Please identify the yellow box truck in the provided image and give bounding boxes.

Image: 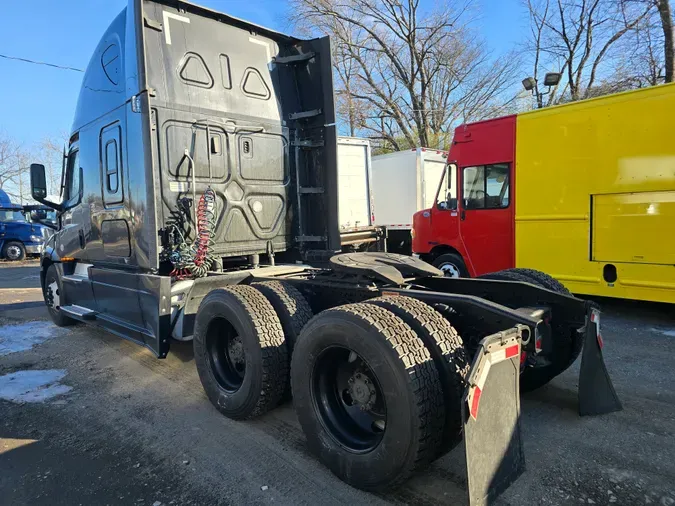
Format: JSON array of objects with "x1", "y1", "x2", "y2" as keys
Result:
[{"x1": 413, "y1": 83, "x2": 675, "y2": 304}]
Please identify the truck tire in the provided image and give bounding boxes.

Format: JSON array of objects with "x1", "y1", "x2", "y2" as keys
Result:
[
  {"x1": 252, "y1": 281, "x2": 313, "y2": 402},
  {"x1": 502, "y1": 268, "x2": 571, "y2": 295},
  {"x1": 432, "y1": 252, "x2": 468, "y2": 277},
  {"x1": 2, "y1": 241, "x2": 26, "y2": 261},
  {"x1": 479, "y1": 268, "x2": 581, "y2": 392},
  {"x1": 291, "y1": 303, "x2": 444, "y2": 491},
  {"x1": 478, "y1": 270, "x2": 532, "y2": 284},
  {"x1": 365, "y1": 296, "x2": 469, "y2": 457},
  {"x1": 43, "y1": 264, "x2": 76, "y2": 327},
  {"x1": 251, "y1": 281, "x2": 312, "y2": 354},
  {"x1": 193, "y1": 285, "x2": 287, "y2": 420}
]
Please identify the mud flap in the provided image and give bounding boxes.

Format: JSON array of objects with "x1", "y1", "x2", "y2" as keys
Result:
[
  {"x1": 463, "y1": 326, "x2": 526, "y2": 506},
  {"x1": 578, "y1": 308, "x2": 622, "y2": 416}
]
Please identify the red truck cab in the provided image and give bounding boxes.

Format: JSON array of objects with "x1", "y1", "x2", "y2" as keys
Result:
[{"x1": 412, "y1": 115, "x2": 516, "y2": 276}]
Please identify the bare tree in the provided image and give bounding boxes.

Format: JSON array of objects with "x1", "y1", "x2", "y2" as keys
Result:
[
  {"x1": 656, "y1": 0, "x2": 674, "y2": 82},
  {"x1": 334, "y1": 44, "x2": 366, "y2": 137},
  {"x1": 0, "y1": 131, "x2": 69, "y2": 205},
  {"x1": 598, "y1": 0, "x2": 674, "y2": 89},
  {"x1": 614, "y1": 6, "x2": 664, "y2": 87},
  {"x1": 525, "y1": 0, "x2": 654, "y2": 105},
  {"x1": 290, "y1": 0, "x2": 520, "y2": 150},
  {"x1": 36, "y1": 135, "x2": 68, "y2": 198},
  {"x1": 0, "y1": 133, "x2": 28, "y2": 202}
]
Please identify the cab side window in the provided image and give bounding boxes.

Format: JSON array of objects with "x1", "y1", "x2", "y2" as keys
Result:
[
  {"x1": 65, "y1": 149, "x2": 81, "y2": 207},
  {"x1": 436, "y1": 163, "x2": 458, "y2": 210},
  {"x1": 100, "y1": 124, "x2": 124, "y2": 206},
  {"x1": 462, "y1": 164, "x2": 510, "y2": 210}
]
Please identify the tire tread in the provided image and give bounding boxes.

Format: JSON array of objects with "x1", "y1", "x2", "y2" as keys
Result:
[
  {"x1": 366, "y1": 296, "x2": 469, "y2": 456},
  {"x1": 196, "y1": 285, "x2": 287, "y2": 419},
  {"x1": 479, "y1": 268, "x2": 581, "y2": 391},
  {"x1": 251, "y1": 281, "x2": 313, "y2": 351},
  {"x1": 294, "y1": 302, "x2": 445, "y2": 488}
]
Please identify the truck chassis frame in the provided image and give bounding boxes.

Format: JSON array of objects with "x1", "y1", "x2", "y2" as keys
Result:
[{"x1": 40, "y1": 252, "x2": 621, "y2": 505}]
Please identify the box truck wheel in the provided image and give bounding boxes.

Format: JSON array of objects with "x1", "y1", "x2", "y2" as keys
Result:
[
  {"x1": 43, "y1": 264, "x2": 76, "y2": 327},
  {"x1": 432, "y1": 252, "x2": 468, "y2": 277},
  {"x1": 503, "y1": 268, "x2": 571, "y2": 295},
  {"x1": 365, "y1": 296, "x2": 469, "y2": 458},
  {"x1": 193, "y1": 286, "x2": 288, "y2": 420},
  {"x1": 291, "y1": 303, "x2": 444, "y2": 491},
  {"x1": 2, "y1": 241, "x2": 26, "y2": 261},
  {"x1": 480, "y1": 268, "x2": 582, "y2": 392}
]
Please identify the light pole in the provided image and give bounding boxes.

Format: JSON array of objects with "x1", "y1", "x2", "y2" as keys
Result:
[{"x1": 522, "y1": 72, "x2": 561, "y2": 108}]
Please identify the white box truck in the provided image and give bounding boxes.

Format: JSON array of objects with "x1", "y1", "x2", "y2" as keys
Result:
[
  {"x1": 337, "y1": 137, "x2": 385, "y2": 250},
  {"x1": 371, "y1": 147, "x2": 449, "y2": 252}
]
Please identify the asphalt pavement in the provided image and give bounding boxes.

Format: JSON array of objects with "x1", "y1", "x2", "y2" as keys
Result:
[{"x1": 1, "y1": 262, "x2": 674, "y2": 506}]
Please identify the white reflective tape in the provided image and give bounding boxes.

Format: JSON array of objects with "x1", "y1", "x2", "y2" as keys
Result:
[
  {"x1": 591, "y1": 309, "x2": 604, "y2": 348},
  {"x1": 476, "y1": 358, "x2": 491, "y2": 390},
  {"x1": 163, "y1": 11, "x2": 190, "y2": 45},
  {"x1": 491, "y1": 348, "x2": 506, "y2": 363},
  {"x1": 591, "y1": 309, "x2": 601, "y2": 330},
  {"x1": 466, "y1": 330, "x2": 522, "y2": 421}
]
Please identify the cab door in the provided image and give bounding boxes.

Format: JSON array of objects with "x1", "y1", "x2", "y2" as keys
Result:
[
  {"x1": 428, "y1": 162, "x2": 461, "y2": 249},
  {"x1": 458, "y1": 163, "x2": 514, "y2": 275},
  {"x1": 57, "y1": 144, "x2": 86, "y2": 260}
]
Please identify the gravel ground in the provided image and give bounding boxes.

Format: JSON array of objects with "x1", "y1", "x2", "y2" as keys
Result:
[{"x1": 1, "y1": 263, "x2": 674, "y2": 506}]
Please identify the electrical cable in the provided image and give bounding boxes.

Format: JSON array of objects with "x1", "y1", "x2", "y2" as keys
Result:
[{"x1": 0, "y1": 53, "x2": 84, "y2": 72}]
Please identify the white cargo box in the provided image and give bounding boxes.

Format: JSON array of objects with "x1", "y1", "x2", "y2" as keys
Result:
[
  {"x1": 337, "y1": 137, "x2": 374, "y2": 230},
  {"x1": 371, "y1": 148, "x2": 448, "y2": 230}
]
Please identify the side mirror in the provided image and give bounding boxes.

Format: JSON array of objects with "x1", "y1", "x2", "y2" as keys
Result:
[
  {"x1": 30, "y1": 163, "x2": 62, "y2": 212},
  {"x1": 31, "y1": 210, "x2": 48, "y2": 221},
  {"x1": 447, "y1": 196, "x2": 458, "y2": 211},
  {"x1": 30, "y1": 164, "x2": 47, "y2": 200}
]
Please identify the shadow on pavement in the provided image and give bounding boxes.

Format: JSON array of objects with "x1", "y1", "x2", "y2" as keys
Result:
[
  {"x1": 0, "y1": 301, "x2": 45, "y2": 311},
  {"x1": 583, "y1": 295, "x2": 674, "y2": 323}
]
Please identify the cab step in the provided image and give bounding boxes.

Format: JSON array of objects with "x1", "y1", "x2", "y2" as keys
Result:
[
  {"x1": 62, "y1": 274, "x2": 89, "y2": 284},
  {"x1": 60, "y1": 305, "x2": 97, "y2": 321}
]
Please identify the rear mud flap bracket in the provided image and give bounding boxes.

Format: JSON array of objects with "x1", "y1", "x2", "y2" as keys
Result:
[{"x1": 463, "y1": 326, "x2": 526, "y2": 506}]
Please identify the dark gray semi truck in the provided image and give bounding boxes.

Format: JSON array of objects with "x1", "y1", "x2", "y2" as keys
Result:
[{"x1": 28, "y1": 1, "x2": 621, "y2": 503}]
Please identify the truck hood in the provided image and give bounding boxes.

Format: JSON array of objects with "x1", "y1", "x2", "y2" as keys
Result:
[
  {"x1": 0, "y1": 221, "x2": 48, "y2": 237},
  {"x1": 411, "y1": 208, "x2": 432, "y2": 251}
]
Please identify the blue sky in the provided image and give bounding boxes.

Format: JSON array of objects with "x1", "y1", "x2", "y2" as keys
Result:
[{"x1": 0, "y1": 0, "x2": 524, "y2": 149}]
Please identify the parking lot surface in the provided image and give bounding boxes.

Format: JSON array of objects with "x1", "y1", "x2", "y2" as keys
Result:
[{"x1": 1, "y1": 262, "x2": 674, "y2": 505}]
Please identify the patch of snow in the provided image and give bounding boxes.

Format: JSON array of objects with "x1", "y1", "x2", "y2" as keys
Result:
[
  {"x1": 650, "y1": 328, "x2": 675, "y2": 338},
  {"x1": 605, "y1": 467, "x2": 637, "y2": 484},
  {"x1": 0, "y1": 321, "x2": 67, "y2": 356},
  {"x1": 0, "y1": 369, "x2": 71, "y2": 403}
]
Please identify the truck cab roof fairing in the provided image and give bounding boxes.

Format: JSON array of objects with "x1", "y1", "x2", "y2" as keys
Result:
[{"x1": 71, "y1": 8, "x2": 128, "y2": 134}]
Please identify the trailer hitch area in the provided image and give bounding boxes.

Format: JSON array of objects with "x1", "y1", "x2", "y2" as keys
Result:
[
  {"x1": 513, "y1": 306, "x2": 551, "y2": 357},
  {"x1": 463, "y1": 325, "x2": 526, "y2": 506},
  {"x1": 578, "y1": 305, "x2": 622, "y2": 416}
]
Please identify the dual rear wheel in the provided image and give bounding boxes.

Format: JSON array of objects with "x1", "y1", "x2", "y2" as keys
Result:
[{"x1": 193, "y1": 283, "x2": 469, "y2": 491}]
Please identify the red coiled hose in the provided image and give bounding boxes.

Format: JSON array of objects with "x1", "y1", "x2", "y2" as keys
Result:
[{"x1": 193, "y1": 187, "x2": 216, "y2": 271}]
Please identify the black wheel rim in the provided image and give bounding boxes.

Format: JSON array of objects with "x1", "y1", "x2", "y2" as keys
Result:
[
  {"x1": 205, "y1": 317, "x2": 246, "y2": 392},
  {"x1": 312, "y1": 346, "x2": 386, "y2": 453}
]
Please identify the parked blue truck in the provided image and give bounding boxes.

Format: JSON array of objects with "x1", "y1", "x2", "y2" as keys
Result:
[{"x1": 0, "y1": 189, "x2": 49, "y2": 261}]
